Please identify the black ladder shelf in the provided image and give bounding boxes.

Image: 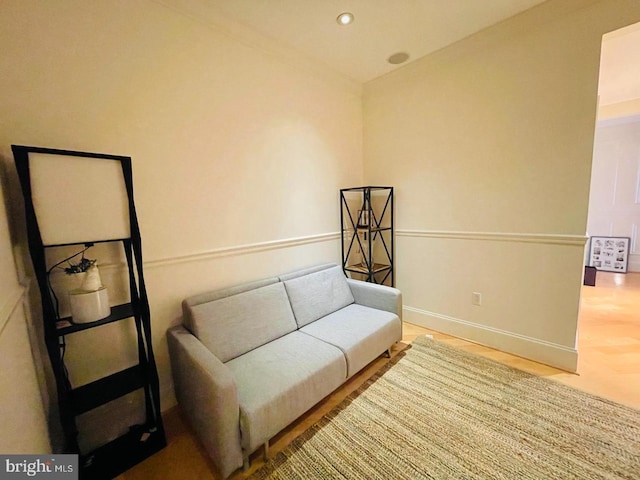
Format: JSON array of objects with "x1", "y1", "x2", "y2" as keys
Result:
[
  {"x1": 340, "y1": 186, "x2": 394, "y2": 286},
  {"x1": 13, "y1": 146, "x2": 166, "y2": 479}
]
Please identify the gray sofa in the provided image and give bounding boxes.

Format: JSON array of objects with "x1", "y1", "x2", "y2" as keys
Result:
[{"x1": 167, "y1": 263, "x2": 402, "y2": 478}]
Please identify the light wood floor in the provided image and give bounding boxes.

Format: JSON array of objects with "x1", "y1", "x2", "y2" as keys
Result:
[{"x1": 118, "y1": 272, "x2": 640, "y2": 480}]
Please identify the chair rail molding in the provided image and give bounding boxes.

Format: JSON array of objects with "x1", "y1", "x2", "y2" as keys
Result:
[
  {"x1": 145, "y1": 231, "x2": 341, "y2": 269},
  {"x1": 0, "y1": 284, "x2": 26, "y2": 336},
  {"x1": 397, "y1": 229, "x2": 588, "y2": 246}
]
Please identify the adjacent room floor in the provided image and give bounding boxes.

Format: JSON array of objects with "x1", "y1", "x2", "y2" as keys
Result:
[{"x1": 118, "y1": 272, "x2": 640, "y2": 480}]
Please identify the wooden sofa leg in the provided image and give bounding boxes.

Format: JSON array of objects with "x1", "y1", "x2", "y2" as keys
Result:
[
  {"x1": 264, "y1": 440, "x2": 270, "y2": 460},
  {"x1": 386, "y1": 348, "x2": 392, "y2": 358},
  {"x1": 242, "y1": 454, "x2": 250, "y2": 472}
]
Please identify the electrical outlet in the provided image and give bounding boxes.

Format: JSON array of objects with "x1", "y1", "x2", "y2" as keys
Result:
[{"x1": 472, "y1": 292, "x2": 482, "y2": 306}]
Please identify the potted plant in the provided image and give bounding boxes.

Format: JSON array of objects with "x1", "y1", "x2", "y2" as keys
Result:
[{"x1": 63, "y1": 250, "x2": 110, "y2": 324}]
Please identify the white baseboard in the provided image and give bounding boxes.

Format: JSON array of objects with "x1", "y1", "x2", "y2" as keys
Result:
[{"x1": 403, "y1": 306, "x2": 578, "y2": 373}]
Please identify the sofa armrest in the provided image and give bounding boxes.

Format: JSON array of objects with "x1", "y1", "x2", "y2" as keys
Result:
[
  {"x1": 167, "y1": 326, "x2": 243, "y2": 479},
  {"x1": 346, "y1": 278, "x2": 403, "y2": 320}
]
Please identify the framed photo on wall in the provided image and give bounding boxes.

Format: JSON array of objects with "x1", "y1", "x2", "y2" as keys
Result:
[{"x1": 588, "y1": 236, "x2": 630, "y2": 273}]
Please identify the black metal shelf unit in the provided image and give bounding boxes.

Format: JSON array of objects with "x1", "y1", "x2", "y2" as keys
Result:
[
  {"x1": 340, "y1": 186, "x2": 394, "y2": 286},
  {"x1": 12, "y1": 145, "x2": 166, "y2": 479}
]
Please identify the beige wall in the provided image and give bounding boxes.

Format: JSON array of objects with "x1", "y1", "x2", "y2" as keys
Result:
[
  {"x1": 0, "y1": 181, "x2": 50, "y2": 453},
  {"x1": 0, "y1": 0, "x2": 362, "y2": 450},
  {"x1": 363, "y1": 0, "x2": 640, "y2": 371}
]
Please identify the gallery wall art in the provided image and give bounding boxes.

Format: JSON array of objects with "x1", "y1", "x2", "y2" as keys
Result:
[{"x1": 588, "y1": 236, "x2": 630, "y2": 273}]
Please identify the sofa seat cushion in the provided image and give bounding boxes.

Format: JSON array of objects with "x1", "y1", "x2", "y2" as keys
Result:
[
  {"x1": 283, "y1": 265, "x2": 355, "y2": 328},
  {"x1": 187, "y1": 282, "x2": 297, "y2": 363},
  {"x1": 225, "y1": 331, "x2": 346, "y2": 453},
  {"x1": 300, "y1": 304, "x2": 402, "y2": 377}
]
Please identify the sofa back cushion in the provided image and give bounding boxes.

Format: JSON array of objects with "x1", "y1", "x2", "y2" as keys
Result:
[
  {"x1": 283, "y1": 265, "x2": 354, "y2": 328},
  {"x1": 278, "y1": 263, "x2": 336, "y2": 282},
  {"x1": 182, "y1": 277, "x2": 279, "y2": 322},
  {"x1": 185, "y1": 282, "x2": 297, "y2": 362}
]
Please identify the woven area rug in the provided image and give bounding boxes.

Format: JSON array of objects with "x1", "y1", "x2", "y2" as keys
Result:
[{"x1": 249, "y1": 337, "x2": 640, "y2": 479}]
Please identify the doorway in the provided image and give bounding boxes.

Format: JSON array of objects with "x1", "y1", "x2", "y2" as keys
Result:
[{"x1": 577, "y1": 21, "x2": 640, "y2": 407}]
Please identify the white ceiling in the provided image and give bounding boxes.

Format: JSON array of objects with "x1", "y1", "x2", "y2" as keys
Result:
[
  {"x1": 157, "y1": 0, "x2": 548, "y2": 83},
  {"x1": 599, "y1": 22, "x2": 640, "y2": 106}
]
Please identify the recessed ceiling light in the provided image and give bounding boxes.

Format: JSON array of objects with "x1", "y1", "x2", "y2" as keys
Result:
[
  {"x1": 336, "y1": 12, "x2": 354, "y2": 26},
  {"x1": 388, "y1": 52, "x2": 410, "y2": 65}
]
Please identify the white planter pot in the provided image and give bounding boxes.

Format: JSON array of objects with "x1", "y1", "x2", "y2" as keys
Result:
[{"x1": 69, "y1": 287, "x2": 110, "y2": 323}]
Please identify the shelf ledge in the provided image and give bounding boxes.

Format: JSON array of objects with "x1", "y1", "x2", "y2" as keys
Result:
[{"x1": 56, "y1": 303, "x2": 135, "y2": 336}]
